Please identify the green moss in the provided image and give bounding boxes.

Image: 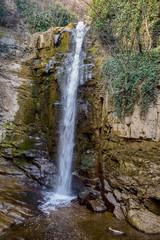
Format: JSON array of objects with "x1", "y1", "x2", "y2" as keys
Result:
[
  {"x1": 13, "y1": 157, "x2": 27, "y2": 167},
  {"x1": 1, "y1": 24, "x2": 73, "y2": 163},
  {"x1": 57, "y1": 32, "x2": 70, "y2": 53},
  {"x1": 19, "y1": 136, "x2": 36, "y2": 151},
  {"x1": 0, "y1": 28, "x2": 5, "y2": 38},
  {"x1": 36, "y1": 68, "x2": 45, "y2": 77},
  {"x1": 39, "y1": 48, "x2": 55, "y2": 58},
  {"x1": 87, "y1": 96, "x2": 94, "y2": 104},
  {"x1": 89, "y1": 47, "x2": 98, "y2": 56},
  {"x1": 81, "y1": 156, "x2": 94, "y2": 169},
  {"x1": 49, "y1": 81, "x2": 58, "y2": 124}
]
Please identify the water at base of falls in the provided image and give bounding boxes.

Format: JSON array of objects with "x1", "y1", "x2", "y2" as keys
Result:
[
  {"x1": 41, "y1": 22, "x2": 87, "y2": 212},
  {"x1": 41, "y1": 192, "x2": 75, "y2": 213}
]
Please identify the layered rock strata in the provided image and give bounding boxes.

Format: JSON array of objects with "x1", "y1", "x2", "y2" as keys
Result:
[{"x1": 75, "y1": 36, "x2": 160, "y2": 233}]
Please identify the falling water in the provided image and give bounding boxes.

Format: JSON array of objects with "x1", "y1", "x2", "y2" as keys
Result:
[
  {"x1": 42, "y1": 22, "x2": 87, "y2": 211},
  {"x1": 56, "y1": 22, "x2": 87, "y2": 196}
]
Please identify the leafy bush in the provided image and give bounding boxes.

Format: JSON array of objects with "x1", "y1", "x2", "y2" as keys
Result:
[
  {"x1": 104, "y1": 48, "x2": 160, "y2": 119},
  {"x1": 15, "y1": 0, "x2": 76, "y2": 33}
]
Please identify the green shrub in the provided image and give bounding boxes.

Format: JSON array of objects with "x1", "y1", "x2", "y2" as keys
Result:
[
  {"x1": 104, "y1": 48, "x2": 160, "y2": 119},
  {"x1": 15, "y1": 0, "x2": 76, "y2": 33}
]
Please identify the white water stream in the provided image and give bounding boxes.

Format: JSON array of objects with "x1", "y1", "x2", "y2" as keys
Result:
[{"x1": 42, "y1": 22, "x2": 87, "y2": 211}]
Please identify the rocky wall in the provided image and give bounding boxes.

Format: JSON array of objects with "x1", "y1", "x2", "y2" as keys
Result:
[
  {"x1": 0, "y1": 23, "x2": 74, "y2": 188},
  {"x1": 99, "y1": 91, "x2": 160, "y2": 233},
  {"x1": 107, "y1": 92, "x2": 160, "y2": 140},
  {"x1": 1, "y1": 16, "x2": 160, "y2": 234},
  {"x1": 76, "y1": 34, "x2": 160, "y2": 233}
]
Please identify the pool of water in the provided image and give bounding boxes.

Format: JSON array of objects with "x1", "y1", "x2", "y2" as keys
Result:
[{"x1": 0, "y1": 201, "x2": 160, "y2": 240}]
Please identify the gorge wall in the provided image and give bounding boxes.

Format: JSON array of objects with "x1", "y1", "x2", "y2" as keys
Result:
[
  {"x1": 0, "y1": 3, "x2": 76, "y2": 230},
  {"x1": 76, "y1": 36, "x2": 160, "y2": 233},
  {"x1": 0, "y1": 0, "x2": 160, "y2": 234}
]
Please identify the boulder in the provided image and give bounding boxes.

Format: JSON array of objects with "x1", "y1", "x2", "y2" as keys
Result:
[
  {"x1": 113, "y1": 206, "x2": 125, "y2": 220},
  {"x1": 78, "y1": 188, "x2": 101, "y2": 205},
  {"x1": 78, "y1": 190, "x2": 90, "y2": 205},
  {"x1": 113, "y1": 189, "x2": 122, "y2": 202},
  {"x1": 103, "y1": 179, "x2": 112, "y2": 193},
  {"x1": 127, "y1": 208, "x2": 160, "y2": 234},
  {"x1": 86, "y1": 199, "x2": 107, "y2": 213},
  {"x1": 104, "y1": 192, "x2": 120, "y2": 212}
]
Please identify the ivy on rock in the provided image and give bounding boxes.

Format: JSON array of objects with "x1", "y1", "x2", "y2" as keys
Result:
[{"x1": 104, "y1": 48, "x2": 160, "y2": 119}]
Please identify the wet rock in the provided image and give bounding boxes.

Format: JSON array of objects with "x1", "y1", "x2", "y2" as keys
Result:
[
  {"x1": 78, "y1": 190, "x2": 90, "y2": 205},
  {"x1": 104, "y1": 192, "x2": 120, "y2": 212},
  {"x1": 127, "y1": 208, "x2": 160, "y2": 234},
  {"x1": 72, "y1": 173, "x2": 85, "y2": 193},
  {"x1": 78, "y1": 188, "x2": 101, "y2": 204},
  {"x1": 86, "y1": 199, "x2": 107, "y2": 212},
  {"x1": 23, "y1": 149, "x2": 42, "y2": 158},
  {"x1": 0, "y1": 157, "x2": 41, "y2": 233},
  {"x1": 10, "y1": 135, "x2": 58, "y2": 187},
  {"x1": 89, "y1": 189, "x2": 101, "y2": 200},
  {"x1": 21, "y1": 156, "x2": 57, "y2": 187},
  {"x1": 95, "y1": 178, "x2": 102, "y2": 191},
  {"x1": 104, "y1": 180, "x2": 112, "y2": 193},
  {"x1": 113, "y1": 189, "x2": 122, "y2": 202},
  {"x1": 113, "y1": 206, "x2": 125, "y2": 220},
  {"x1": 78, "y1": 188, "x2": 102, "y2": 205}
]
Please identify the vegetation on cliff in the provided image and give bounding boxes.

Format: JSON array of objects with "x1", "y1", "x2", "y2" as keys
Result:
[
  {"x1": 89, "y1": 0, "x2": 160, "y2": 118},
  {"x1": 15, "y1": 0, "x2": 76, "y2": 33},
  {"x1": 104, "y1": 49, "x2": 160, "y2": 118}
]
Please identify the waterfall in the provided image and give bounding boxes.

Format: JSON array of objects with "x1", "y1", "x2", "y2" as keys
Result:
[
  {"x1": 56, "y1": 22, "x2": 87, "y2": 196},
  {"x1": 42, "y1": 22, "x2": 87, "y2": 211}
]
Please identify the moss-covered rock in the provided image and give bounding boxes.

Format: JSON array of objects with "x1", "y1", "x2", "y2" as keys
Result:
[{"x1": 0, "y1": 23, "x2": 74, "y2": 185}]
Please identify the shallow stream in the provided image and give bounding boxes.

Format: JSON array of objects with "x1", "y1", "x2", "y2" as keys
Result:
[{"x1": 1, "y1": 199, "x2": 160, "y2": 240}]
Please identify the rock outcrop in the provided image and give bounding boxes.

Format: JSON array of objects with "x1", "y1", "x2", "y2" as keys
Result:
[
  {"x1": 0, "y1": 156, "x2": 41, "y2": 233},
  {"x1": 108, "y1": 98, "x2": 160, "y2": 140},
  {"x1": 75, "y1": 32, "x2": 160, "y2": 233},
  {"x1": 1, "y1": 0, "x2": 29, "y2": 34},
  {"x1": 0, "y1": 17, "x2": 75, "y2": 232}
]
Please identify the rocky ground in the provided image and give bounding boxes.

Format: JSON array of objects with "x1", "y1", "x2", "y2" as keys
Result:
[{"x1": 0, "y1": 156, "x2": 41, "y2": 233}]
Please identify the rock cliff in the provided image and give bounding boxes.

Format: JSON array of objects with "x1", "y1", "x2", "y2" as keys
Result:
[
  {"x1": 76, "y1": 35, "x2": 160, "y2": 233},
  {"x1": 0, "y1": 0, "x2": 160, "y2": 234},
  {"x1": 0, "y1": 10, "x2": 74, "y2": 231}
]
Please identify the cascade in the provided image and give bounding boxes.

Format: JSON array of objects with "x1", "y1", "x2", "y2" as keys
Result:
[
  {"x1": 56, "y1": 21, "x2": 87, "y2": 195},
  {"x1": 42, "y1": 22, "x2": 87, "y2": 211}
]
